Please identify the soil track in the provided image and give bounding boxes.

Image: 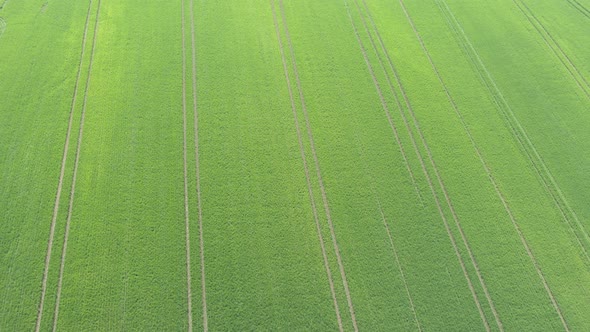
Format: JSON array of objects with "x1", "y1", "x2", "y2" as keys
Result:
[
  {"x1": 270, "y1": 1, "x2": 344, "y2": 331},
  {"x1": 344, "y1": 0, "x2": 492, "y2": 330},
  {"x1": 51, "y1": 1, "x2": 102, "y2": 330},
  {"x1": 188, "y1": 0, "x2": 208, "y2": 329},
  {"x1": 35, "y1": 1, "x2": 95, "y2": 330},
  {"x1": 278, "y1": 1, "x2": 358, "y2": 330},
  {"x1": 181, "y1": 0, "x2": 194, "y2": 330}
]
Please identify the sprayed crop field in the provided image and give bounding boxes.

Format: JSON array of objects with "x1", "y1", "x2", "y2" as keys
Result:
[{"x1": 1, "y1": 0, "x2": 589, "y2": 330}]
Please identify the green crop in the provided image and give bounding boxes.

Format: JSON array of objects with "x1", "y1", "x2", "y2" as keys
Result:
[{"x1": 1, "y1": 0, "x2": 589, "y2": 330}]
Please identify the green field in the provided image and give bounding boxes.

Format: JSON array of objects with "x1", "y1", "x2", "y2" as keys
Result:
[{"x1": 1, "y1": 0, "x2": 590, "y2": 330}]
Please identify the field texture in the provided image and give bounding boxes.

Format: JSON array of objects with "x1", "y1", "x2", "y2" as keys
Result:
[{"x1": 1, "y1": 0, "x2": 589, "y2": 330}]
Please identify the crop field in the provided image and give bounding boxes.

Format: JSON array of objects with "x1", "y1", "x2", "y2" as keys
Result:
[{"x1": 1, "y1": 0, "x2": 590, "y2": 330}]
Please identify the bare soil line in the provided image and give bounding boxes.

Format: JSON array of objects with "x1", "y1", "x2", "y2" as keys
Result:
[
  {"x1": 408, "y1": 0, "x2": 572, "y2": 329},
  {"x1": 188, "y1": 0, "x2": 208, "y2": 329},
  {"x1": 513, "y1": 0, "x2": 590, "y2": 101},
  {"x1": 437, "y1": 0, "x2": 590, "y2": 265},
  {"x1": 34, "y1": 1, "x2": 95, "y2": 331},
  {"x1": 270, "y1": 1, "x2": 344, "y2": 331},
  {"x1": 51, "y1": 1, "x2": 102, "y2": 330},
  {"x1": 278, "y1": 1, "x2": 359, "y2": 330},
  {"x1": 181, "y1": 0, "x2": 194, "y2": 330},
  {"x1": 344, "y1": 0, "x2": 491, "y2": 330}
]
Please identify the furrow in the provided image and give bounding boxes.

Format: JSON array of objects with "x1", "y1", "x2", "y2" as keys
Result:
[{"x1": 270, "y1": 1, "x2": 344, "y2": 331}]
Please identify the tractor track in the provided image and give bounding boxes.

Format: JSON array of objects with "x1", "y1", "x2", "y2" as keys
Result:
[
  {"x1": 181, "y1": 0, "x2": 195, "y2": 329},
  {"x1": 437, "y1": 0, "x2": 590, "y2": 266},
  {"x1": 188, "y1": 0, "x2": 208, "y2": 329},
  {"x1": 35, "y1": 1, "x2": 95, "y2": 330},
  {"x1": 278, "y1": 0, "x2": 359, "y2": 330},
  {"x1": 377, "y1": 202, "x2": 422, "y2": 332},
  {"x1": 513, "y1": 0, "x2": 590, "y2": 101},
  {"x1": 345, "y1": 0, "x2": 494, "y2": 330},
  {"x1": 394, "y1": 1, "x2": 505, "y2": 329},
  {"x1": 408, "y1": 0, "x2": 574, "y2": 329},
  {"x1": 51, "y1": 1, "x2": 102, "y2": 330},
  {"x1": 436, "y1": 1, "x2": 576, "y2": 329},
  {"x1": 353, "y1": 133, "x2": 422, "y2": 331},
  {"x1": 567, "y1": 0, "x2": 590, "y2": 19},
  {"x1": 270, "y1": 1, "x2": 344, "y2": 331}
]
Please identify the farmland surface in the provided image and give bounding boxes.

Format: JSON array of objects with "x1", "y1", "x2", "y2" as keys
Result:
[{"x1": 1, "y1": 0, "x2": 589, "y2": 330}]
